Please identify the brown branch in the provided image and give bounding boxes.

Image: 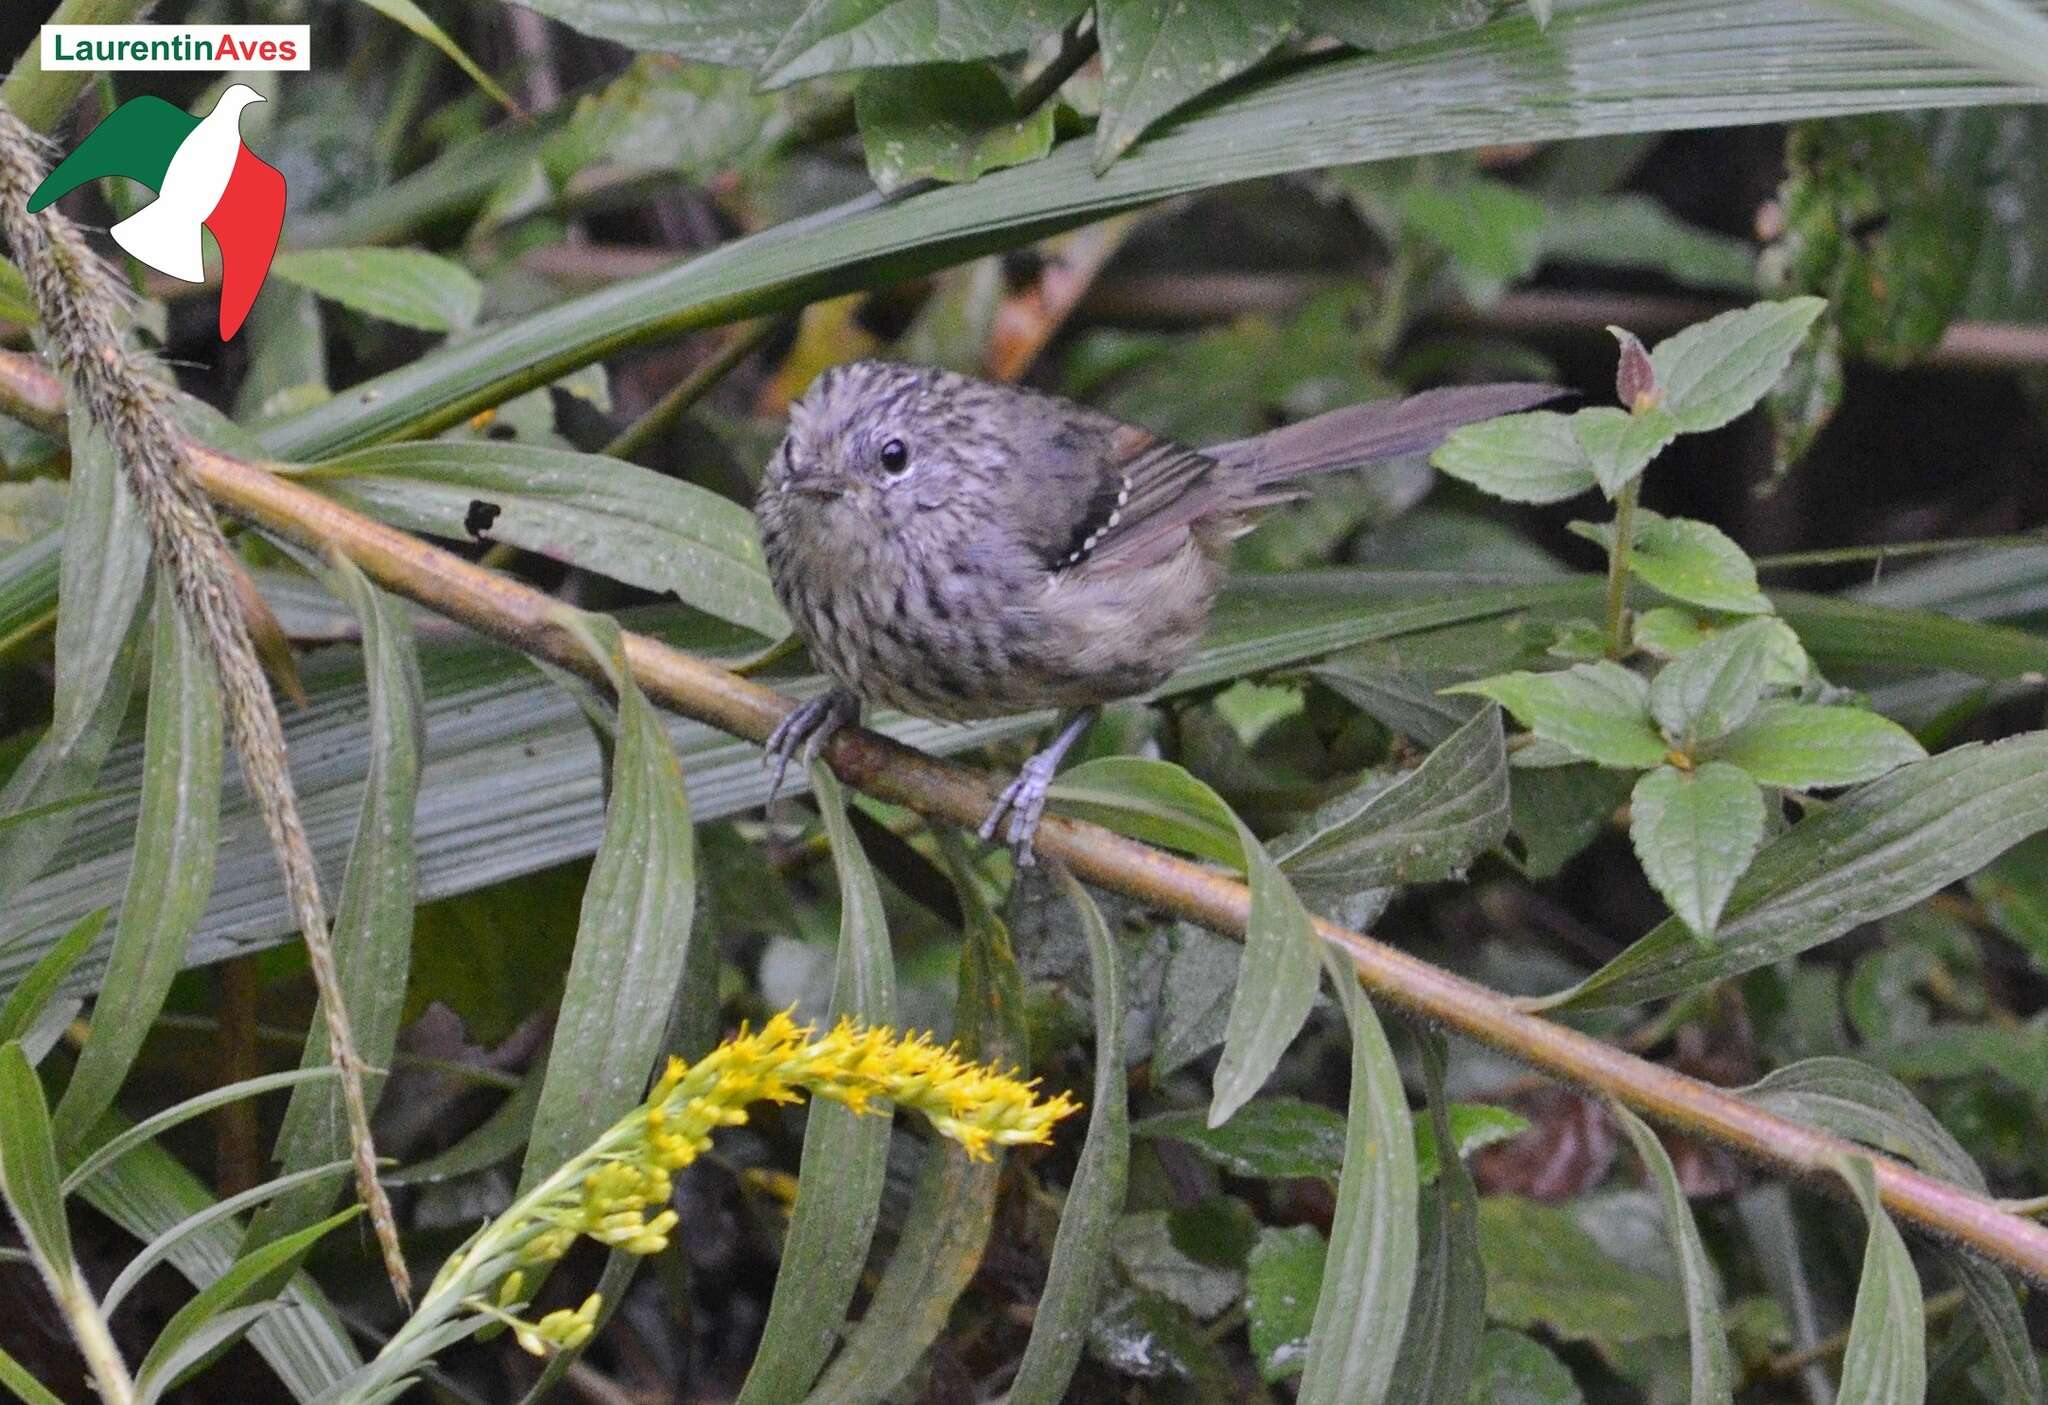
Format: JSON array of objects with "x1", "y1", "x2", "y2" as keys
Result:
[{"x1": 4, "y1": 346, "x2": 2048, "y2": 1285}]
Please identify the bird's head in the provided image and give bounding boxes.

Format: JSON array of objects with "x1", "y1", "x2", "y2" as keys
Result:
[
  {"x1": 758, "y1": 359, "x2": 998, "y2": 556},
  {"x1": 218, "y1": 84, "x2": 267, "y2": 116}
]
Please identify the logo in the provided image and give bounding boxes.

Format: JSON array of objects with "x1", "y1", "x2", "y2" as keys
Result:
[
  {"x1": 39, "y1": 25, "x2": 310, "y2": 72},
  {"x1": 29, "y1": 86, "x2": 285, "y2": 339}
]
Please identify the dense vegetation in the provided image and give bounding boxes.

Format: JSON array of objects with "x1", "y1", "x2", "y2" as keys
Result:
[{"x1": 2, "y1": 1, "x2": 2047, "y2": 1402}]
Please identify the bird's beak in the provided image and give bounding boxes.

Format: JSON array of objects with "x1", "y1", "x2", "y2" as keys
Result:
[{"x1": 787, "y1": 474, "x2": 856, "y2": 500}]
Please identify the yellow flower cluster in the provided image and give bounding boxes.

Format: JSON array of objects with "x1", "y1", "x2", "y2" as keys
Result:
[{"x1": 422, "y1": 1012, "x2": 1079, "y2": 1359}]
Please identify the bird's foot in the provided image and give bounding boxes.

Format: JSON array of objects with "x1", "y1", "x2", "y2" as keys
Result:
[
  {"x1": 764, "y1": 688, "x2": 860, "y2": 805},
  {"x1": 978, "y1": 750, "x2": 1065, "y2": 866}
]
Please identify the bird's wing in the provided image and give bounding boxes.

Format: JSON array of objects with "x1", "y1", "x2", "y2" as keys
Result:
[
  {"x1": 1053, "y1": 425, "x2": 1232, "y2": 574},
  {"x1": 202, "y1": 145, "x2": 286, "y2": 339},
  {"x1": 27, "y1": 97, "x2": 200, "y2": 211}
]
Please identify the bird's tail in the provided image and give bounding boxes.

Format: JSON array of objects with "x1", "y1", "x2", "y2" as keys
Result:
[
  {"x1": 110, "y1": 199, "x2": 205, "y2": 284},
  {"x1": 1212, "y1": 382, "x2": 1565, "y2": 487}
]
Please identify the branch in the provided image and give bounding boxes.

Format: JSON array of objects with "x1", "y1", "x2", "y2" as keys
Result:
[{"x1": 4, "y1": 347, "x2": 2047, "y2": 1285}]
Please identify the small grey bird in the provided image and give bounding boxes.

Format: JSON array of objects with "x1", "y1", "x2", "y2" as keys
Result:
[{"x1": 758, "y1": 361, "x2": 1558, "y2": 860}]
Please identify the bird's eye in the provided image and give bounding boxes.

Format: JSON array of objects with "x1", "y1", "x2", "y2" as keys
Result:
[{"x1": 878, "y1": 438, "x2": 910, "y2": 475}]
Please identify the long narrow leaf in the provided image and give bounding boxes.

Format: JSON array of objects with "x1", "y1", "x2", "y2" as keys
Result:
[
  {"x1": 0, "y1": 909, "x2": 104, "y2": 1043},
  {"x1": 63, "y1": 1069, "x2": 341, "y2": 1196},
  {"x1": 1007, "y1": 872, "x2": 1131, "y2": 1405},
  {"x1": 1385, "y1": 1032, "x2": 1485, "y2": 1405},
  {"x1": 0, "y1": 1043, "x2": 74, "y2": 1286},
  {"x1": 53, "y1": 581, "x2": 223, "y2": 1149},
  {"x1": 1819, "y1": 0, "x2": 2048, "y2": 89},
  {"x1": 736, "y1": 768, "x2": 897, "y2": 1404},
  {"x1": 0, "y1": 1341, "x2": 66, "y2": 1405},
  {"x1": 1609, "y1": 1103, "x2": 1734, "y2": 1405},
  {"x1": 1833, "y1": 1156, "x2": 1927, "y2": 1404}
]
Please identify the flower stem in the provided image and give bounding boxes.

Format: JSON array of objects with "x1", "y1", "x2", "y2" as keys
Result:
[{"x1": 1604, "y1": 476, "x2": 1641, "y2": 658}]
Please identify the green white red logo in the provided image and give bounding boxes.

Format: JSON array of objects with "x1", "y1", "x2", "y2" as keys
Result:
[{"x1": 29, "y1": 85, "x2": 285, "y2": 339}]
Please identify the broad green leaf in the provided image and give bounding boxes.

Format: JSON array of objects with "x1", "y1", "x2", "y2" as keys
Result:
[
  {"x1": 1052, "y1": 756, "x2": 1319, "y2": 1127},
  {"x1": 248, "y1": 557, "x2": 422, "y2": 1247},
  {"x1": 1396, "y1": 179, "x2": 1548, "y2": 303},
  {"x1": 1647, "y1": 618, "x2": 1778, "y2": 747},
  {"x1": 500, "y1": 0, "x2": 803, "y2": 64},
  {"x1": 1447, "y1": 662, "x2": 1666, "y2": 769},
  {"x1": 808, "y1": 840, "x2": 1019, "y2": 1403},
  {"x1": 1715, "y1": 702, "x2": 1927, "y2": 788},
  {"x1": 247, "y1": 3, "x2": 2046, "y2": 462},
  {"x1": 1632, "y1": 606, "x2": 1713, "y2": 659},
  {"x1": 1571, "y1": 405, "x2": 1678, "y2": 496},
  {"x1": 133, "y1": 1207, "x2": 361, "y2": 1404},
  {"x1": 63, "y1": 1070, "x2": 340, "y2": 1196},
  {"x1": 71, "y1": 1125, "x2": 360, "y2": 1398},
  {"x1": 735, "y1": 768, "x2": 896, "y2": 1405},
  {"x1": 1302, "y1": 0, "x2": 1496, "y2": 49},
  {"x1": 1970, "y1": 830, "x2": 2048, "y2": 970},
  {"x1": 350, "y1": 0, "x2": 520, "y2": 112},
  {"x1": 1430, "y1": 412, "x2": 1597, "y2": 505},
  {"x1": 519, "y1": 613, "x2": 697, "y2": 1189},
  {"x1": 1095, "y1": 0, "x2": 1300, "y2": 169},
  {"x1": 1297, "y1": 957, "x2": 1418, "y2": 1405},
  {"x1": 1577, "y1": 510, "x2": 1773, "y2": 615},
  {"x1": 1112, "y1": 1208, "x2": 1244, "y2": 1318},
  {"x1": 1479, "y1": 1196, "x2": 1690, "y2": 1345},
  {"x1": 1629, "y1": 762, "x2": 1765, "y2": 939},
  {"x1": 1386, "y1": 1033, "x2": 1486, "y2": 1405},
  {"x1": 1649, "y1": 297, "x2": 1826, "y2": 433},
  {"x1": 1608, "y1": 1104, "x2": 1734, "y2": 1405},
  {"x1": 546, "y1": 57, "x2": 780, "y2": 182},
  {"x1": 1247, "y1": 1225, "x2": 1324, "y2": 1380},
  {"x1": 270, "y1": 248, "x2": 483, "y2": 333},
  {"x1": 763, "y1": 0, "x2": 1087, "y2": 86},
  {"x1": 1539, "y1": 194, "x2": 1757, "y2": 292},
  {"x1": 1271, "y1": 704, "x2": 1510, "y2": 896},
  {"x1": 298, "y1": 441, "x2": 788, "y2": 641},
  {"x1": 1137, "y1": 1097, "x2": 1526, "y2": 1184},
  {"x1": 1832, "y1": 1155, "x2": 1926, "y2": 1405},
  {"x1": 0, "y1": 422, "x2": 149, "y2": 906},
  {"x1": 0, "y1": 1043, "x2": 73, "y2": 1285},
  {"x1": 1413, "y1": 1105, "x2": 1531, "y2": 1184},
  {"x1": 54, "y1": 582, "x2": 222, "y2": 1150},
  {"x1": 856, "y1": 62, "x2": 1055, "y2": 193},
  {"x1": 0, "y1": 909, "x2": 105, "y2": 1044},
  {"x1": 1007, "y1": 872, "x2": 1131, "y2": 1405},
  {"x1": 101, "y1": 1159, "x2": 351, "y2": 1316},
  {"x1": 1465, "y1": 1331, "x2": 1584, "y2": 1404},
  {"x1": 1550, "y1": 733, "x2": 2048, "y2": 1008}
]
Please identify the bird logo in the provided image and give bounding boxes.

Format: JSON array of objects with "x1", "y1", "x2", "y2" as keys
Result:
[{"x1": 27, "y1": 84, "x2": 285, "y2": 340}]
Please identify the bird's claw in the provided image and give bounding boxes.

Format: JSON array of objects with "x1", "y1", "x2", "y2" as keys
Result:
[
  {"x1": 978, "y1": 752, "x2": 1060, "y2": 866},
  {"x1": 763, "y1": 690, "x2": 858, "y2": 806}
]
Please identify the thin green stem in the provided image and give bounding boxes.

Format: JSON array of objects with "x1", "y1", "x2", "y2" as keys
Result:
[
  {"x1": 1604, "y1": 477, "x2": 1641, "y2": 659},
  {"x1": 52, "y1": 1266, "x2": 134, "y2": 1405},
  {"x1": 601, "y1": 319, "x2": 778, "y2": 463},
  {"x1": 1755, "y1": 533, "x2": 2048, "y2": 572}
]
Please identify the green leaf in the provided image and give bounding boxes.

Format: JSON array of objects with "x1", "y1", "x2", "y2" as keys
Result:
[
  {"x1": 269, "y1": 248, "x2": 483, "y2": 334},
  {"x1": 1008, "y1": 872, "x2": 1130, "y2": 1405},
  {"x1": 1508, "y1": 762, "x2": 1634, "y2": 879},
  {"x1": 735, "y1": 768, "x2": 895, "y2": 1405},
  {"x1": 0, "y1": 422, "x2": 149, "y2": 906},
  {"x1": 1570, "y1": 406, "x2": 1679, "y2": 497},
  {"x1": 1969, "y1": 830, "x2": 2048, "y2": 971},
  {"x1": 62, "y1": 1069, "x2": 340, "y2": 1196},
  {"x1": 1302, "y1": 0, "x2": 1497, "y2": 50},
  {"x1": 1647, "y1": 617, "x2": 1790, "y2": 744},
  {"x1": 1818, "y1": 0, "x2": 2048, "y2": 92},
  {"x1": 1478, "y1": 1196, "x2": 1690, "y2": 1346},
  {"x1": 855, "y1": 62, "x2": 1055, "y2": 193},
  {"x1": 498, "y1": 0, "x2": 804, "y2": 64},
  {"x1": 0, "y1": 909, "x2": 105, "y2": 1045},
  {"x1": 1297, "y1": 960, "x2": 1418, "y2": 1405},
  {"x1": 133, "y1": 1206, "x2": 361, "y2": 1404},
  {"x1": 1586, "y1": 510, "x2": 1773, "y2": 615},
  {"x1": 1094, "y1": 0, "x2": 1299, "y2": 170},
  {"x1": 1539, "y1": 194, "x2": 1757, "y2": 292},
  {"x1": 299, "y1": 441, "x2": 788, "y2": 641},
  {"x1": 1430, "y1": 412, "x2": 1597, "y2": 505},
  {"x1": 1549, "y1": 733, "x2": 2048, "y2": 1009},
  {"x1": 1832, "y1": 1155, "x2": 1926, "y2": 1405},
  {"x1": 53, "y1": 582, "x2": 222, "y2": 1150},
  {"x1": 1413, "y1": 1105, "x2": 1531, "y2": 1185},
  {"x1": 1271, "y1": 704, "x2": 1510, "y2": 896},
  {"x1": 1649, "y1": 296, "x2": 1825, "y2": 433},
  {"x1": 0, "y1": 258, "x2": 35, "y2": 327},
  {"x1": 808, "y1": 838, "x2": 1018, "y2": 1404},
  {"x1": 1136, "y1": 1097, "x2": 1526, "y2": 1184},
  {"x1": 1629, "y1": 763, "x2": 1766, "y2": 939},
  {"x1": 1386, "y1": 1033, "x2": 1486, "y2": 1405},
  {"x1": 1113, "y1": 1209, "x2": 1244, "y2": 1318},
  {"x1": 519, "y1": 613, "x2": 697, "y2": 1189},
  {"x1": 0, "y1": 1043, "x2": 73, "y2": 1286},
  {"x1": 1397, "y1": 179, "x2": 1548, "y2": 303},
  {"x1": 1053, "y1": 757, "x2": 1320, "y2": 1127},
  {"x1": 350, "y1": 0, "x2": 521, "y2": 113},
  {"x1": 247, "y1": 557, "x2": 422, "y2": 1247},
  {"x1": 762, "y1": 0, "x2": 1087, "y2": 86},
  {"x1": 0, "y1": 1340, "x2": 66, "y2": 1405},
  {"x1": 1715, "y1": 702, "x2": 1927, "y2": 788},
  {"x1": 1464, "y1": 1331, "x2": 1584, "y2": 1405},
  {"x1": 1247, "y1": 1225, "x2": 1324, "y2": 1381},
  {"x1": 1447, "y1": 662, "x2": 1666, "y2": 769},
  {"x1": 1608, "y1": 1105, "x2": 1734, "y2": 1405}
]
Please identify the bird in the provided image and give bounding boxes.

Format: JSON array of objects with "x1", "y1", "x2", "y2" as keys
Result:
[
  {"x1": 29, "y1": 84, "x2": 285, "y2": 339},
  {"x1": 757, "y1": 361, "x2": 1560, "y2": 861}
]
